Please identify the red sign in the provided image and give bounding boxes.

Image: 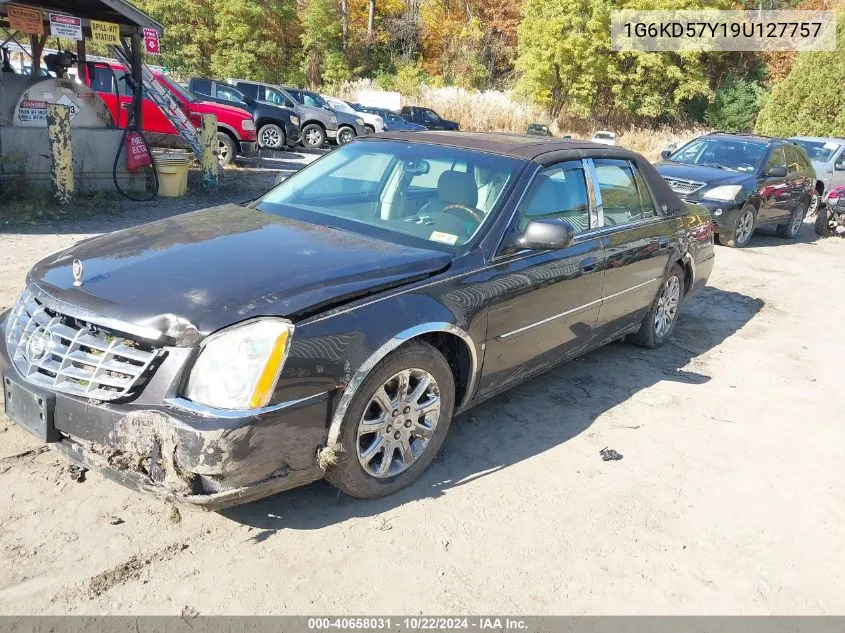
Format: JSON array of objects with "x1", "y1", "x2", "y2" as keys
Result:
[
  {"x1": 143, "y1": 28, "x2": 160, "y2": 55},
  {"x1": 126, "y1": 132, "x2": 152, "y2": 171}
]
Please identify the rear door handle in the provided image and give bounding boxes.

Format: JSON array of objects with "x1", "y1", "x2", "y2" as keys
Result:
[{"x1": 580, "y1": 257, "x2": 599, "y2": 273}]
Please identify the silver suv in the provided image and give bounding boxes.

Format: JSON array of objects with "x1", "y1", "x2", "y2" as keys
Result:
[{"x1": 789, "y1": 137, "x2": 845, "y2": 214}]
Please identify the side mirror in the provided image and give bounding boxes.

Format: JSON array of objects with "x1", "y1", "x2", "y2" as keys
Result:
[
  {"x1": 660, "y1": 149, "x2": 672, "y2": 160},
  {"x1": 514, "y1": 219, "x2": 575, "y2": 251},
  {"x1": 242, "y1": 94, "x2": 256, "y2": 105},
  {"x1": 285, "y1": 99, "x2": 295, "y2": 108},
  {"x1": 835, "y1": 161, "x2": 845, "y2": 171},
  {"x1": 767, "y1": 166, "x2": 788, "y2": 178}
]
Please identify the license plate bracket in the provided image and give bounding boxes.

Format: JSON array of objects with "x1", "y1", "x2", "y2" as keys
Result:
[{"x1": 3, "y1": 372, "x2": 58, "y2": 443}]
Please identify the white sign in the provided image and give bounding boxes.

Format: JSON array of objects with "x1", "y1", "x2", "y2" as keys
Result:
[
  {"x1": 56, "y1": 95, "x2": 80, "y2": 119},
  {"x1": 49, "y1": 13, "x2": 83, "y2": 40},
  {"x1": 18, "y1": 99, "x2": 47, "y2": 123}
]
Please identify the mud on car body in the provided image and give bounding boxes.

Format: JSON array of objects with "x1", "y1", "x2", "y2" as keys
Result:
[{"x1": 1, "y1": 132, "x2": 714, "y2": 509}]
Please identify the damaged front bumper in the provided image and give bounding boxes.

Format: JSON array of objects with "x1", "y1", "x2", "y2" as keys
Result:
[{"x1": 1, "y1": 315, "x2": 331, "y2": 510}]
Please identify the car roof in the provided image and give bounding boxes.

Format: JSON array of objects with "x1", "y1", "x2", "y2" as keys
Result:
[
  {"x1": 368, "y1": 131, "x2": 638, "y2": 161},
  {"x1": 789, "y1": 136, "x2": 845, "y2": 143},
  {"x1": 704, "y1": 132, "x2": 780, "y2": 145}
]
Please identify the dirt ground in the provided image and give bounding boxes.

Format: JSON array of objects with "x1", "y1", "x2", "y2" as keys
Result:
[{"x1": 0, "y1": 167, "x2": 843, "y2": 613}]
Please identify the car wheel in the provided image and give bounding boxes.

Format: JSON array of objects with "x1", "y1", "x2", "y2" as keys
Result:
[
  {"x1": 301, "y1": 124, "x2": 325, "y2": 148},
  {"x1": 776, "y1": 203, "x2": 806, "y2": 239},
  {"x1": 258, "y1": 124, "x2": 285, "y2": 150},
  {"x1": 627, "y1": 263, "x2": 684, "y2": 349},
  {"x1": 808, "y1": 191, "x2": 821, "y2": 217},
  {"x1": 337, "y1": 126, "x2": 356, "y2": 145},
  {"x1": 325, "y1": 340, "x2": 455, "y2": 499},
  {"x1": 717, "y1": 204, "x2": 756, "y2": 248},
  {"x1": 815, "y1": 206, "x2": 832, "y2": 237},
  {"x1": 364, "y1": 125, "x2": 375, "y2": 135},
  {"x1": 216, "y1": 132, "x2": 236, "y2": 166}
]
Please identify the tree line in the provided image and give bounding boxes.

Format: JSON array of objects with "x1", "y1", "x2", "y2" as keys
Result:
[{"x1": 131, "y1": 0, "x2": 842, "y2": 134}]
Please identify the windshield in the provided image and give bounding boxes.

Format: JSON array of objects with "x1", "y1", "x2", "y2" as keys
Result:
[
  {"x1": 160, "y1": 75, "x2": 196, "y2": 103},
  {"x1": 668, "y1": 137, "x2": 766, "y2": 173},
  {"x1": 258, "y1": 140, "x2": 524, "y2": 248},
  {"x1": 328, "y1": 99, "x2": 353, "y2": 114},
  {"x1": 791, "y1": 139, "x2": 841, "y2": 162}
]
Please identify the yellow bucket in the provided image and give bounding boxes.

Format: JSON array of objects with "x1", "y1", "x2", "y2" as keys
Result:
[{"x1": 152, "y1": 151, "x2": 190, "y2": 197}]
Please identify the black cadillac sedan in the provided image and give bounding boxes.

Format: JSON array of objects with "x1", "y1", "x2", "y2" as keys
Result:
[{"x1": 1, "y1": 132, "x2": 715, "y2": 508}]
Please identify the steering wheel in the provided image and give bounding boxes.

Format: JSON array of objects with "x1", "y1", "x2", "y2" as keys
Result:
[{"x1": 441, "y1": 203, "x2": 486, "y2": 225}]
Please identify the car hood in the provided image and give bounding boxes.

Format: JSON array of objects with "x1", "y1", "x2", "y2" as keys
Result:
[
  {"x1": 28, "y1": 205, "x2": 452, "y2": 343},
  {"x1": 655, "y1": 162, "x2": 751, "y2": 195}
]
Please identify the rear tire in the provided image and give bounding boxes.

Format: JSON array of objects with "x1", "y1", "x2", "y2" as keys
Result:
[
  {"x1": 258, "y1": 123, "x2": 285, "y2": 150},
  {"x1": 216, "y1": 132, "x2": 237, "y2": 166},
  {"x1": 325, "y1": 341, "x2": 455, "y2": 499},
  {"x1": 815, "y1": 207, "x2": 832, "y2": 237},
  {"x1": 301, "y1": 124, "x2": 326, "y2": 148},
  {"x1": 627, "y1": 263, "x2": 685, "y2": 349},
  {"x1": 776, "y1": 203, "x2": 805, "y2": 239}
]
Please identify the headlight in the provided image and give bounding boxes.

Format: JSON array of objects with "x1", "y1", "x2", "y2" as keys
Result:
[
  {"x1": 183, "y1": 319, "x2": 294, "y2": 410},
  {"x1": 241, "y1": 119, "x2": 256, "y2": 131},
  {"x1": 356, "y1": 118, "x2": 365, "y2": 126},
  {"x1": 290, "y1": 115, "x2": 300, "y2": 126},
  {"x1": 702, "y1": 185, "x2": 742, "y2": 201}
]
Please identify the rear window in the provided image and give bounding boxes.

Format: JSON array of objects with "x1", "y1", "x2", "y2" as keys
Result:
[
  {"x1": 192, "y1": 78, "x2": 211, "y2": 96},
  {"x1": 791, "y1": 139, "x2": 841, "y2": 162}
]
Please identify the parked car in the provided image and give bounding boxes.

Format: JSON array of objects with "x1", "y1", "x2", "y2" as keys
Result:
[
  {"x1": 592, "y1": 131, "x2": 616, "y2": 145},
  {"x1": 323, "y1": 96, "x2": 384, "y2": 133},
  {"x1": 328, "y1": 108, "x2": 366, "y2": 145},
  {"x1": 526, "y1": 123, "x2": 552, "y2": 136},
  {"x1": 401, "y1": 105, "x2": 459, "y2": 131},
  {"x1": 187, "y1": 77, "x2": 300, "y2": 150},
  {"x1": 86, "y1": 63, "x2": 257, "y2": 165},
  {"x1": 232, "y1": 80, "x2": 338, "y2": 148},
  {"x1": 353, "y1": 105, "x2": 425, "y2": 132},
  {"x1": 0, "y1": 131, "x2": 714, "y2": 508},
  {"x1": 788, "y1": 136, "x2": 845, "y2": 215},
  {"x1": 657, "y1": 133, "x2": 815, "y2": 247}
]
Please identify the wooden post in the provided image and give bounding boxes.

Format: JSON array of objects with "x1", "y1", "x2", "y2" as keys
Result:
[
  {"x1": 200, "y1": 114, "x2": 218, "y2": 188},
  {"x1": 76, "y1": 38, "x2": 87, "y2": 84},
  {"x1": 46, "y1": 104, "x2": 74, "y2": 204},
  {"x1": 129, "y1": 32, "x2": 143, "y2": 130},
  {"x1": 30, "y1": 34, "x2": 47, "y2": 76}
]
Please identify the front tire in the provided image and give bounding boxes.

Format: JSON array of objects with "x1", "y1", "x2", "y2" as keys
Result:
[
  {"x1": 776, "y1": 203, "x2": 806, "y2": 239},
  {"x1": 258, "y1": 123, "x2": 285, "y2": 150},
  {"x1": 301, "y1": 123, "x2": 326, "y2": 148},
  {"x1": 216, "y1": 132, "x2": 237, "y2": 166},
  {"x1": 325, "y1": 341, "x2": 455, "y2": 499},
  {"x1": 716, "y1": 204, "x2": 755, "y2": 248},
  {"x1": 364, "y1": 125, "x2": 375, "y2": 135},
  {"x1": 815, "y1": 207, "x2": 832, "y2": 237},
  {"x1": 627, "y1": 264, "x2": 684, "y2": 349},
  {"x1": 337, "y1": 126, "x2": 356, "y2": 145}
]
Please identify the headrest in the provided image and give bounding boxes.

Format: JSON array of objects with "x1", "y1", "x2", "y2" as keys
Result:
[{"x1": 437, "y1": 170, "x2": 478, "y2": 208}]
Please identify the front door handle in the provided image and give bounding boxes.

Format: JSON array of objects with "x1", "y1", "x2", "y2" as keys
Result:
[{"x1": 580, "y1": 257, "x2": 599, "y2": 273}]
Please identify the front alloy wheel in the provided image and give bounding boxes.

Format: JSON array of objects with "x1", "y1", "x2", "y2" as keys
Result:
[
  {"x1": 337, "y1": 127, "x2": 355, "y2": 145},
  {"x1": 356, "y1": 368, "x2": 440, "y2": 478},
  {"x1": 258, "y1": 124, "x2": 285, "y2": 150}
]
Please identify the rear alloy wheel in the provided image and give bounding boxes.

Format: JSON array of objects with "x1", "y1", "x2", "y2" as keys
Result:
[
  {"x1": 216, "y1": 132, "x2": 236, "y2": 166},
  {"x1": 301, "y1": 124, "x2": 325, "y2": 148},
  {"x1": 337, "y1": 126, "x2": 356, "y2": 145},
  {"x1": 325, "y1": 340, "x2": 455, "y2": 499},
  {"x1": 627, "y1": 263, "x2": 685, "y2": 349},
  {"x1": 808, "y1": 191, "x2": 821, "y2": 217},
  {"x1": 776, "y1": 203, "x2": 806, "y2": 239},
  {"x1": 258, "y1": 123, "x2": 285, "y2": 150},
  {"x1": 717, "y1": 204, "x2": 755, "y2": 248}
]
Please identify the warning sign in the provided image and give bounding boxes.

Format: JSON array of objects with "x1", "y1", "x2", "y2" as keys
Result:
[
  {"x1": 18, "y1": 100, "x2": 47, "y2": 123},
  {"x1": 49, "y1": 13, "x2": 83, "y2": 40},
  {"x1": 143, "y1": 28, "x2": 160, "y2": 55},
  {"x1": 90, "y1": 20, "x2": 120, "y2": 45},
  {"x1": 7, "y1": 4, "x2": 44, "y2": 35},
  {"x1": 56, "y1": 95, "x2": 80, "y2": 119}
]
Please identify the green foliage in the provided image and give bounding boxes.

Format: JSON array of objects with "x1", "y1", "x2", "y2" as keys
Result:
[
  {"x1": 756, "y1": 13, "x2": 845, "y2": 137},
  {"x1": 376, "y1": 61, "x2": 429, "y2": 96},
  {"x1": 438, "y1": 19, "x2": 490, "y2": 90},
  {"x1": 299, "y1": 0, "x2": 349, "y2": 87},
  {"x1": 514, "y1": 0, "x2": 731, "y2": 122},
  {"x1": 704, "y1": 77, "x2": 769, "y2": 132}
]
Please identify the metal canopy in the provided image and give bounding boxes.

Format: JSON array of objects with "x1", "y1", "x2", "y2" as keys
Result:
[{"x1": 0, "y1": 0, "x2": 163, "y2": 35}]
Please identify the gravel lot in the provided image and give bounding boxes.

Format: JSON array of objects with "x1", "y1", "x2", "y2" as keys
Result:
[{"x1": 0, "y1": 164, "x2": 843, "y2": 614}]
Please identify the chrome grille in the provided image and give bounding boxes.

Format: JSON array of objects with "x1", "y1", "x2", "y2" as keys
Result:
[
  {"x1": 662, "y1": 177, "x2": 705, "y2": 196},
  {"x1": 5, "y1": 289, "x2": 160, "y2": 401}
]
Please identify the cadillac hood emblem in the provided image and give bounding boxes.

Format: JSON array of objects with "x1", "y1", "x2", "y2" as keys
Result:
[{"x1": 72, "y1": 258, "x2": 83, "y2": 287}]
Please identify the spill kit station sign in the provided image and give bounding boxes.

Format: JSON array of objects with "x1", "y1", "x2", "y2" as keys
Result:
[{"x1": 90, "y1": 20, "x2": 121, "y2": 45}]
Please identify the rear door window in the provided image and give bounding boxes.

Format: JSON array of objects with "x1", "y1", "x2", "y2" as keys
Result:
[
  {"x1": 90, "y1": 66, "x2": 116, "y2": 93},
  {"x1": 784, "y1": 145, "x2": 804, "y2": 177},
  {"x1": 593, "y1": 159, "x2": 657, "y2": 225},
  {"x1": 766, "y1": 147, "x2": 786, "y2": 174},
  {"x1": 192, "y1": 78, "x2": 211, "y2": 96}
]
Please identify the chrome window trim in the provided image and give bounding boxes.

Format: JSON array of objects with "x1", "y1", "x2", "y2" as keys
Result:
[
  {"x1": 496, "y1": 276, "x2": 662, "y2": 340},
  {"x1": 164, "y1": 391, "x2": 329, "y2": 420},
  {"x1": 325, "y1": 322, "x2": 478, "y2": 447},
  {"x1": 584, "y1": 158, "x2": 605, "y2": 228}
]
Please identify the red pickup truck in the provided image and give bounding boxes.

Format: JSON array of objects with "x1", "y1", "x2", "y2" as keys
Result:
[{"x1": 85, "y1": 62, "x2": 257, "y2": 164}]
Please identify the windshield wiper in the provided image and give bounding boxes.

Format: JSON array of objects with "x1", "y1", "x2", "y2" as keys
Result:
[{"x1": 699, "y1": 162, "x2": 735, "y2": 171}]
